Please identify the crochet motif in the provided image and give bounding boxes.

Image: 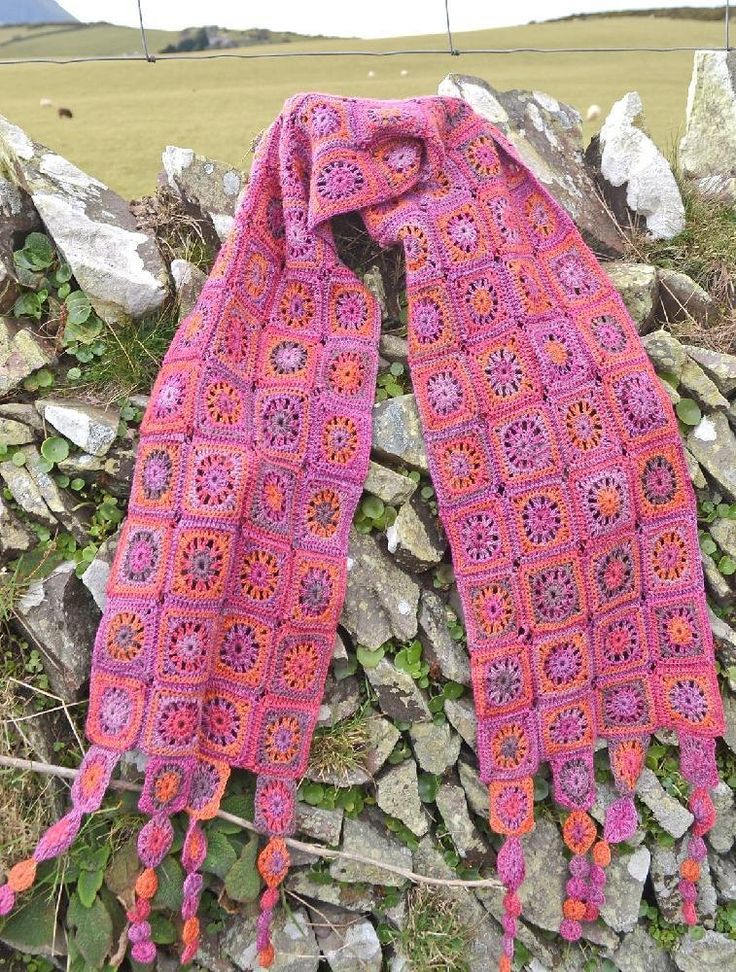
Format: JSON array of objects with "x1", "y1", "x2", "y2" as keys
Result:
[{"x1": 0, "y1": 92, "x2": 726, "y2": 970}]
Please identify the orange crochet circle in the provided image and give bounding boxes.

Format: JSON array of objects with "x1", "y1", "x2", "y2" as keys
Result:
[
  {"x1": 563, "y1": 811, "x2": 597, "y2": 856},
  {"x1": 135, "y1": 867, "x2": 158, "y2": 900},
  {"x1": 680, "y1": 858, "x2": 700, "y2": 883},
  {"x1": 8, "y1": 859, "x2": 36, "y2": 892},
  {"x1": 592, "y1": 840, "x2": 611, "y2": 867},
  {"x1": 563, "y1": 897, "x2": 586, "y2": 921}
]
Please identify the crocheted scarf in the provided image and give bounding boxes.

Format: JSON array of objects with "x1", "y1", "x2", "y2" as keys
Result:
[{"x1": 1, "y1": 93, "x2": 726, "y2": 970}]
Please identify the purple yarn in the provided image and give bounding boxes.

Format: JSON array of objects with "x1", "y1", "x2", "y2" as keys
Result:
[
  {"x1": 566, "y1": 876, "x2": 587, "y2": 899},
  {"x1": 183, "y1": 872, "x2": 203, "y2": 898},
  {"x1": 603, "y1": 796, "x2": 638, "y2": 844},
  {"x1": 137, "y1": 816, "x2": 174, "y2": 869},
  {"x1": 688, "y1": 836, "x2": 708, "y2": 862},
  {"x1": 496, "y1": 836, "x2": 525, "y2": 890},
  {"x1": 0, "y1": 886, "x2": 15, "y2": 916},
  {"x1": 502, "y1": 934, "x2": 514, "y2": 958},
  {"x1": 131, "y1": 940, "x2": 157, "y2": 964},
  {"x1": 679, "y1": 879, "x2": 698, "y2": 902},
  {"x1": 502, "y1": 914, "x2": 517, "y2": 937},
  {"x1": 560, "y1": 917, "x2": 582, "y2": 941},
  {"x1": 589, "y1": 864, "x2": 606, "y2": 887},
  {"x1": 182, "y1": 894, "x2": 199, "y2": 921},
  {"x1": 587, "y1": 887, "x2": 606, "y2": 907},
  {"x1": 569, "y1": 856, "x2": 591, "y2": 879},
  {"x1": 127, "y1": 921, "x2": 151, "y2": 945},
  {"x1": 256, "y1": 907, "x2": 273, "y2": 952}
]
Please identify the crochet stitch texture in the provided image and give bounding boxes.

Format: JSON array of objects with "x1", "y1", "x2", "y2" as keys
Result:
[{"x1": 0, "y1": 92, "x2": 727, "y2": 970}]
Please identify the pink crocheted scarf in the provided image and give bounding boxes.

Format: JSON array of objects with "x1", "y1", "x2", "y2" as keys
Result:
[{"x1": 1, "y1": 93, "x2": 726, "y2": 969}]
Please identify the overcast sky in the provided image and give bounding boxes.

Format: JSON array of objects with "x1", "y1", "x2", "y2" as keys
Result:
[{"x1": 62, "y1": 1, "x2": 726, "y2": 38}]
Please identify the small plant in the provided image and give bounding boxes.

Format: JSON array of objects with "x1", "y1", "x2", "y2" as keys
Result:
[
  {"x1": 396, "y1": 883, "x2": 471, "y2": 971},
  {"x1": 306, "y1": 707, "x2": 371, "y2": 785}
]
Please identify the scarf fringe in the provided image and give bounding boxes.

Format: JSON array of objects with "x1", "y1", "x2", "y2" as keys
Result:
[
  {"x1": 495, "y1": 835, "x2": 525, "y2": 972},
  {"x1": 676, "y1": 733, "x2": 719, "y2": 926},
  {"x1": 0, "y1": 745, "x2": 119, "y2": 918},
  {"x1": 180, "y1": 814, "x2": 207, "y2": 963}
]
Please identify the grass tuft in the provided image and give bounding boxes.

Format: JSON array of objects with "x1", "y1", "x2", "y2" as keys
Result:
[
  {"x1": 397, "y1": 884, "x2": 472, "y2": 972},
  {"x1": 306, "y1": 707, "x2": 371, "y2": 785}
]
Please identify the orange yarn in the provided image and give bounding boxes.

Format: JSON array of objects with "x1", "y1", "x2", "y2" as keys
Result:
[
  {"x1": 498, "y1": 957, "x2": 511, "y2": 972},
  {"x1": 135, "y1": 867, "x2": 158, "y2": 900},
  {"x1": 592, "y1": 840, "x2": 611, "y2": 867},
  {"x1": 562, "y1": 810, "x2": 597, "y2": 856},
  {"x1": 182, "y1": 917, "x2": 199, "y2": 946},
  {"x1": 258, "y1": 944, "x2": 275, "y2": 968},
  {"x1": 7, "y1": 859, "x2": 36, "y2": 893},
  {"x1": 680, "y1": 858, "x2": 700, "y2": 883},
  {"x1": 563, "y1": 897, "x2": 586, "y2": 921}
]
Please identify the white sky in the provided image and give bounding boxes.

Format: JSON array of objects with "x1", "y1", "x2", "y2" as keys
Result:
[{"x1": 61, "y1": 1, "x2": 727, "y2": 38}]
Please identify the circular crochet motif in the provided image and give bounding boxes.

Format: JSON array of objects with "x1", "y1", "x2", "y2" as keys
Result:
[
  {"x1": 464, "y1": 276, "x2": 500, "y2": 329},
  {"x1": 651, "y1": 529, "x2": 689, "y2": 582},
  {"x1": 517, "y1": 492, "x2": 566, "y2": 548},
  {"x1": 278, "y1": 281, "x2": 316, "y2": 330},
  {"x1": 611, "y1": 370, "x2": 666, "y2": 438},
  {"x1": 239, "y1": 549, "x2": 283, "y2": 603},
  {"x1": 458, "y1": 509, "x2": 502, "y2": 565},
  {"x1": 219, "y1": 617, "x2": 269, "y2": 680},
  {"x1": 465, "y1": 135, "x2": 501, "y2": 177},
  {"x1": 106, "y1": 610, "x2": 145, "y2": 663},
  {"x1": 316, "y1": 159, "x2": 365, "y2": 201},
  {"x1": 327, "y1": 350, "x2": 368, "y2": 396},
  {"x1": 141, "y1": 447, "x2": 174, "y2": 501},
  {"x1": 193, "y1": 453, "x2": 238, "y2": 510},
  {"x1": 122, "y1": 528, "x2": 161, "y2": 584},
  {"x1": 304, "y1": 487, "x2": 342, "y2": 540},
  {"x1": 540, "y1": 636, "x2": 585, "y2": 691},
  {"x1": 499, "y1": 414, "x2": 553, "y2": 476},
  {"x1": 154, "y1": 699, "x2": 200, "y2": 749},
  {"x1": 490, "y1": 722, "x2": 530, "y2": 772},
  {"x1": 471, "y1": 580, "x2": 515, "y2": 639},
  {"x1": 564, "y1": 399, "x2": 604, "y2": 452},
  {"x1": 162, "y1": 617, "x2": 210, "y2": 679},
  {"x1": 529, "y1": 562, "x2": 580, "y2": 626},
  {"x1": 334, "y1": 288, "x2": 370, "y2": 332},
  {"x1": 655, "y1": 602, "x2": 703, "y2": 659},
  {"x1": 590, "y1": 311, "x2": 627, "y2": 355}
]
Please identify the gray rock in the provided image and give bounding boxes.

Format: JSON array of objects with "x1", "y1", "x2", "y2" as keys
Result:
[
  {"x1": 296, "y1": 804, "x2": 344, "y2": 847},
  {"x1": 13, "y1": 560, "x2": 100, "y2": 701},
  {"x1": 363, "y1": 266, "x2": 388, "y2": 321},
  {"x1": 0, "y1": 494, "x2": 33, "y2": 562},
  {"x1": 36, "y1": 397, "x2": 119, "y2": 457},
  {"x1": 0, "y1": 416, "x2": 35, "y2": 446},
  {"x1": 376, "y1": 760, "x2": 428, "y2": 837},
  {"x1": 437, "y1": 74, "x2": 624, "y2": 256},
  {"x1": 678, "y1": 50, "x2": 736, "y2": 205},
  {"x1": 316, "y1": 674, "x2": 361, "y2": 727},
  {"x1": 636, "y1": 767, "x2": 693, "y2": 838},
  {"x1": 222, "y1": 905, "x2": 320, "y2": 971},
  {"x1": 658, "y1": 270, "x2": 720, "y2": 328},
  {"x1": 170, "y1": 258, "x2": 207, "y2": 319},
  {"x1": 651, "y1": 842, "x2": 717, "y2": 923},
  {"x1": 329, "y1": 815, "x2": 412, "y2": 887},
  {"x1": 599, "y1": 846, "x2": 650, "y2": 933},
  {"x1": 0, "y1": 445, "x2": 88, "y2": 542},
  {"x1": 0, "y1": 316, "x2": 54, "y2": 395},
  {"x1": 80, "y1": 531, "x2": 119, "y2": 611},
  {"x1": 641, "y1": 328, "x2": 687, "y2": 375},
  {"x1": 457, "y1": 759, "x2": 490, "y2": 818},
  {"x1": 682, "y1": 344, "x2": 736, "y2": 396},
  {"x1": 683, "y1": 447, "x2": 707, "y2": 490},
  {"x1": 0, "y1": 402, "x2": 45, "y2": 433},
  {"x1": 686, "y1": 412, "x2": 736, "y2": 501},
  {"x1": 709, "y1": 850, "x2": 736, "y2": 902},
  {"x1": 613, "y1": 924, "x2": 677, "y2": 972},
  {"x1": 710, "y1": 608, "x2": 736, "y2": 668},
  {"x1": 701, "y1": 549, "x2": 734, "y2": 607},
  {"x1": 341, "y1": 528, "x2": 419, "y2": 650},
  {"x1": 287, "y1": 870, "x2": 378, "y2": 913},
  {"x1": 710, "y1": 518, "x2": 736, "y2": 561},
  {"x1": 435, "y1": 783, "x2": 488, "y2": 861},
  {"x1": 679, "y1": 357, "x2": 730, "y2": 412},
  {"x1": 603, "y1": 261, "x2": 659, "y2": 333},
  {"x1": 378, "y1": 333, "x2": 408, "y2": 363},
  {"x1": 0, "y1": 115, "x2": 168, "y2": 325},
  {"x1": 0, "y1": 452, "x2": 60, "y2": 527},
  {"x1": 673, "y1": 929, "x2": 736, "y2": 972},
  {"x1": 444, "y1": 697, "x2": 477, "y2": 750},
  {"x1": 409, "y1": 720, "x2": 461, "y2": 775},
  {"x1": 161, "y1": 145, "x2": 245, "y2": 241},
  {"x1": 708, "y1": 781, "x2": 736, "y2": 855},
  {"x1": 418, "y1": 590, "x2": 470, "y2": 686},
  {"x1": 363, "y1": 461, "x2": 416, "y2": 506},
  {"x1": 365, "y1": 657, "x2": 431, "y2": 723},
  {"x1": 385, "y1": 498, "x2": 446, "y2": 572},
  {"x1": 371, "y1": 394, "x2": 428, "y2": 471},
  {"x1": 308, "y1": 903, "x2": 382, "y2": 972},
  {"x1": 594, "y1": 91, "x2": 685, "y2": 239},
  {"x1": 722, "y1": 691, "x2": 736, "y2": 754}
]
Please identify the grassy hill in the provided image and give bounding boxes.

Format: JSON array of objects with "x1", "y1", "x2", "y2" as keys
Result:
[{"x1": 0, "y1": 13, "x2": 727, "y2": 198}]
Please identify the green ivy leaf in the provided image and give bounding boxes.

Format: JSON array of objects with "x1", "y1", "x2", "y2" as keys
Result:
[
  {"x1": 718, "y1": 555, "x2": 736, "y2": 576},
  {"x1": 67, "y1": 366, "x2": 82, "y2": 380},
  {"x1": 19, "y1": 232, "x2": 55, "y2": 270},
  {"x1": 13, "y1": 291, "x2": 44, "y2": 319},
  {"x1": 356, "y1": 644, "x2": 385, "y2": 668},
  {"x1": 202, "y1": 831, "x2": 238, "y2": 879},
  {"x1": 35, "y1": 368, "x2": 54, "y2": 388},
  {"x1": 301, "y1": 781, "x2": 325, "y2": 806},
  {"x1": 77, "y1": 868, "x2": 104, "y2": 908},
  {"x1": 151, "y1": 854, "x2": 184, "y2": 912},
  {"x1": 67, "y1": 893, "x2": 113, "y2": 969},
  {"x1": 675, "y1": 398, "x2": 702, "y2": 426},
  {"x1": 149, "y1": 913, "x2": 177, "y2": 945},
  {"x1": 65, "y1": 290, "x2": 92, "y2": 325},
  {"x1": 0, "y1": 892, "x2": 58, "y2": 953},
  {"x1": 41, "y1": 436, "x2": 69, "y2": 464},
  {"x1": 224, "y1": 838, "x2": 261, "y2": 902},
  {"x1": 361, "y1": 495, "x2": 385, "y2": 520}
]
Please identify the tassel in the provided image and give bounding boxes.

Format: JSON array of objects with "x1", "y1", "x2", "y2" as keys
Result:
[
  {"x1": 0, "y1": 745, "x2": 118, "y2": 916},
  {"x1": 179, "y1": 815, "x2": 208, "y2": 964},
  {"x1": 496, "y1": 835, "x2": 525, "y2": 972},
  {"x1": 253, "y1": 775, "x2": 298, "y2": 967},
  {"x1": 129, "y1": 812, "x2": 175, "y2": 964},
  {"x1": 676, "y1": 733, "x2": 719, "y2": 926},
  {"x1": 560, "y1": 810, "x2": 598, "y2": 940}
]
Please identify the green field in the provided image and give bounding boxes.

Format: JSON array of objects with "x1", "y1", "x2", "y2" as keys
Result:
[{"x1": 0, "y1": 15, "x2": 727, "y2": 199}]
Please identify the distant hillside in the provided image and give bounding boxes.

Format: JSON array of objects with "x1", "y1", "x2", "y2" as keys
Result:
[
  {"x1": 0, "y1": 0, "x2": 77, "y2": 25},
  {"x1": 550, "y1": 5, "x2": 727, "y2": 22}
]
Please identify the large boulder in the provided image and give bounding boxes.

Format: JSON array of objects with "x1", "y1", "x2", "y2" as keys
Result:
[
  {"x1": 438, "y1": 73, "x2": 625, "y2": 256},
  {"x1": 0, "y1": 114, "x2": 168, "y2": 325},
  {"x1": 678, "y1": 50, "x2": 736, "y2": 205}
]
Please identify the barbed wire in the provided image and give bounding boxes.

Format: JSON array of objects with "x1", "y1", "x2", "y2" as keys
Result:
[{"x1": 0, "y1": 0, "x2": 730, "y2": 66}]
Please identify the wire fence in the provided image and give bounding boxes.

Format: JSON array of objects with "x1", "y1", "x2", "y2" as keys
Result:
[{"x1": 0, "y1": 0, "x2": 730, "y2": 65}]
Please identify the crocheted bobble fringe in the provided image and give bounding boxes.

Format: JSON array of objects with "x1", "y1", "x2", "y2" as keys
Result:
[{"x1": 0, "y1": 92, "x2": 726, "y2": 970}]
